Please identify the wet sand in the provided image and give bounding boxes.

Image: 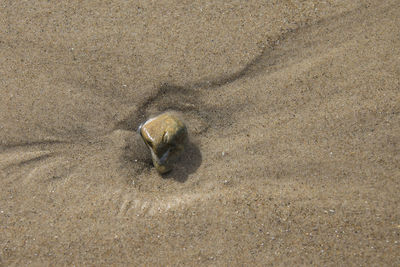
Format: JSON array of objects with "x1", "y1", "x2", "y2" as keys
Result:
[{"x1": 1, "y1": 0, "x2": 399, "y2": 265}]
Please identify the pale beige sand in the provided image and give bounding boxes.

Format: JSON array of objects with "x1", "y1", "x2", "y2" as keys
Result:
[{"x1": 1, "y1": 0, "x2": 399, "y2": 265}]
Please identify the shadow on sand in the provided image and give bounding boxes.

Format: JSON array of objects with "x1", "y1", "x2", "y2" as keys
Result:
[{"x1": 162, "y1": 141, "x2": 202, "y2": 183}]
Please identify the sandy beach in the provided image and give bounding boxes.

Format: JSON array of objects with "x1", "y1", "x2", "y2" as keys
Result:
[{"x1": 1, "y1": 0, "x2": 399, "y2": 265}]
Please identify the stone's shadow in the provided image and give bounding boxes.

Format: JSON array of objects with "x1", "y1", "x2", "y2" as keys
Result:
[{"x1": 162, "y1": 141, "x2": 202, "y2": 183}]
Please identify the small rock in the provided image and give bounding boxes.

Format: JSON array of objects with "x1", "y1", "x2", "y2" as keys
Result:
[{"x1": 139, "y1": 112, "x2": 188, "y2": 174}]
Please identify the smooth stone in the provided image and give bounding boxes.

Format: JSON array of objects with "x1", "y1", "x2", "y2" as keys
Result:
[{"x1": 139, "y1": 112, "x2": 188, "y2": 174}]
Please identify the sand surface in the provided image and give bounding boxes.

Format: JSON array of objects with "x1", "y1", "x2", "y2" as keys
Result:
[{"x1": 1, "y1": 0, "x2": 399, "y2": 265}]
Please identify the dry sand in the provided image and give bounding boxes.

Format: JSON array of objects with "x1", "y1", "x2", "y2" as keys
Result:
[{"x1": 1, "y1": 0, "x2": 399, "y2": 265}]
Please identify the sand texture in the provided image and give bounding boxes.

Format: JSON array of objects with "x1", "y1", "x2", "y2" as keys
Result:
[{"x1": 1, "y1": 0, "x2": 399, "y2": 265}]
